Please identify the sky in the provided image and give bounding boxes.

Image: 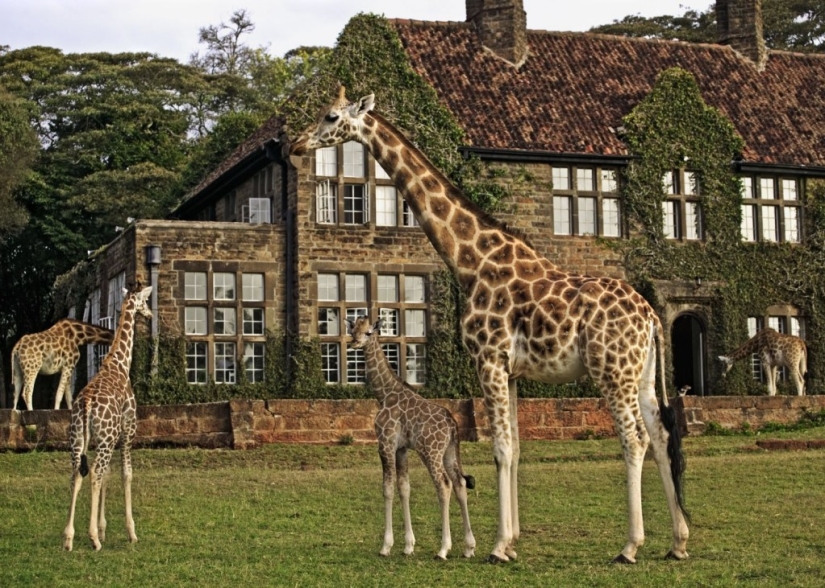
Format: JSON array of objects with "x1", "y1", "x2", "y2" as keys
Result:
[{"x1": 2, "y1": 0, "x2": 707, "y2": 62}]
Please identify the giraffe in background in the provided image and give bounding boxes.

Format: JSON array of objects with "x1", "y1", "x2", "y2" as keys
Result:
[
  {"x1": 719, "y1": 327, "x2": 807, "y2": 395},
  {"x1": 291, "y1": 88, "x2": 689, "y2": 563},
  {"x1": 63, "y1": 285, "x2": 152, "y2": 552},
  {"x1": 348, "y1": 316, "x2": 476, "y2": 560},
  {"x1": 11, "y1": 319, "x2": 114, "y2": 410}
]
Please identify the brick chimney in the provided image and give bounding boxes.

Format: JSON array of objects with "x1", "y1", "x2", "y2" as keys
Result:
[
  {"x1": 466, "y1": 0, "x2": 528, "y2": 66},
  {"x1": 716, "y1": 0, "x2": 768, "y2": 70}
]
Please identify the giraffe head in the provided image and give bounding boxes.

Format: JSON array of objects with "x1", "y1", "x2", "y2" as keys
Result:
[
  {"x1": 718, "y1": 355, "x2": 734, "y2": 375},
  {"x1": 123, "y1": 286, "x2": 153, "y2": 320},
  {"x1": 290, "y1": 86, "x2": 375, "y2": 156},
  {"x1": 346, "y1": 316, "x2": 383, "y2": 350}
]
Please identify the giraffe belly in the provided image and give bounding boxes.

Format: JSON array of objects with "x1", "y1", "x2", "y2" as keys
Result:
[{"x1": 511, "y1": 344, "x2": 587, "y2": 384}]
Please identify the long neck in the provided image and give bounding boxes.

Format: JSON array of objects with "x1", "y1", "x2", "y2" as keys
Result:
[
  {"x1": 362, "y1": 112, "x2": 534, "y2": 292},
  {"x1": 363, "y1": 335, "x2": 403, "y2": 405},
  {"x1": 102, "y1": 301, "x2": 137, "y2": 376},
  {"x1": 727, "y1": 329, "x2": 771, "y2": 361},
  {"x1": 73, "y1": 322, "x2": 115, "y2": 345}
]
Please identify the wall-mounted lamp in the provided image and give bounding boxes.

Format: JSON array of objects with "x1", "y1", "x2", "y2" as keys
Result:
[
  {"x1": 145, "y1": 245, "x2": 162, "y2": 266},
  {"x1": 695, "y1": 276, "x2": 702, "y2": 288}
]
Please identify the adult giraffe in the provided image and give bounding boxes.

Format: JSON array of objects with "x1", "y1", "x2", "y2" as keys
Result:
[{"x1": 290, "y1": 88, "x2": 689, "y2": 563}]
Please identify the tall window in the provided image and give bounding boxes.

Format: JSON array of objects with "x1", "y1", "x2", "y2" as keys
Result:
[
  {"x1": 243, "y1": 342, "x2": 265, "y2": 383},
  {"x1": 343, "y1": 185, "x2": 368, "y2": 225},
  {"x1": 215, "y1": 342, "x2": 236, "y2": 384},
  {"x1": 375, "y1": 186, "x2": 397, "y2": 227},
  {"x1": 740, "y1": 175, "x2": 802, "y2": 243},
  {"x1": 551, "y1": 165, "x2": 621, "y2": 237},
  {"x1": 187, "y1": 342, "x2": 207, "y2": 384},
  {"x1": 662, "y1": 169, "x2": 703, "y2": 241},
  {"x1": 317, "y1": 271, "x2": 428, "y2": 385},
  {"x1": 314, "y1": 142, "x2": 371, "y2": 227}
]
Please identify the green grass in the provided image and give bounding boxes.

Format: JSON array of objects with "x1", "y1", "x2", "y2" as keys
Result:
[{"x1": 1, "y1": 428, "x2": 824, "y2": 587}]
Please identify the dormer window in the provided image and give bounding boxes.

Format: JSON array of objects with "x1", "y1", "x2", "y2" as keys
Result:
[{"x1": 551, "y1": 165, "x2": 622, "y2": 237}]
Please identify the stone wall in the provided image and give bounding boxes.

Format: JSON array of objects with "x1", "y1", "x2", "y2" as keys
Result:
[{"x1": 2, "y1": 395, "x2": 823, "y2": 452}]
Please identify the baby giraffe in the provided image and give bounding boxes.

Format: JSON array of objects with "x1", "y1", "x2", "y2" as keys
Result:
[{"x1": 347, "y1": 316, "x2": 476, "y2": 560}]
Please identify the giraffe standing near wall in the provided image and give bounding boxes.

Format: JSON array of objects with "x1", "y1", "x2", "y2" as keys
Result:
[
  {"x1": 290, "y1": 88, "x2": 689, "y2": 563},
  {"x1": 11, "y1": 319, "x2": 115, "y2": 410},
  {"x1": 348, "y1": 316, "x2": 476, "y2": 560},
  {"x1": 63, "y1": 285, "x2": 152, "y2": 552},
  {"x1": 719, "y1": 327, "x2": 807, "y2": 396}
]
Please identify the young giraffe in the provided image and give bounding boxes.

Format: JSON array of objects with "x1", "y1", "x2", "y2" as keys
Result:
[
  {"x1": 63, "y1": 285, "x2": 152, "y2": 552},
  {"x1": 291, "y1": 88, "x2": 689, "y2": 563},
  {"x1": 11, "y1": 319, "x2": 115, "y2": 410},
  {"x1": 347, "y1": 316, "x2": 476, "y2": 560},
  {"x1": 719, "y1": 327, "x2": 807, "y2": 396}
]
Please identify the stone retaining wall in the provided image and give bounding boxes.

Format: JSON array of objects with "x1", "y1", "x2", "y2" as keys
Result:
[{"x1": 1, "y1": 395, "x2": 823, "y2": 451}]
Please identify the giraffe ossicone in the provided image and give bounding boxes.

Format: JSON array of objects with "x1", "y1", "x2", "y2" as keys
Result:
[
  {"x1": 292, "y1": 88, "x2": 689, "y2": 563},
  {"x1": 719, "y1": 327, "x2": 807, "y2": 395},
  {"x1": 63, "y1": 285, "x2": 152, "y2": 552},
  {"x1": 347, "y1": 316, "x2": 476, "y2": 560},
  {"x1": 11, "y1": 319, "x2": 115, "y2": 410}
]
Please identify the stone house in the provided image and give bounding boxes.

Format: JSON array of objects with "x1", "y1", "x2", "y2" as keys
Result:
[{"x1": 60, "y1": 0, "x2": 825, "y2": 399}]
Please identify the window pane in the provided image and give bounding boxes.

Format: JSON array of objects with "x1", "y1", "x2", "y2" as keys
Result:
[
  {"x1": 741, "y1": 204, "x2": 756, "y2": 242},
  {"x1": 382, "y1": 343, "x2": 400, "y2": 375},
  {"x1": 343, "y1": 184, "x2": 366, "y2": 225},
  {"x1": 759, "y1": 177, "x2": 775, "y2": 199},
  {"x1": 214, "y1": 273, "x2": 235, "y2": 300},
  {"x1": 600, "y1": 169, "x2": 617, "y2": 193},
  {"x1": 402, "y1": 201, "x2": 419, "y2": 227},
  {"x1": 242, "y1": 273, "x2": 264, "y2": 301},
  {"x1": 405, "y1": 309, "x2": 426, "y2": 337},
  {"x1": 214, "y1": 342, "x2": 236, "y2": 384},
  {"x1": 685, "y1": 202, "x2": 701, "y2": 240},
  {"x1": 375, "y1": 162, "x2": 391, "y2": 180},
  {"x1": 346, "y1": 348, "x2": 366, "y2": 383},
  {"x1": 375, "y1": 186, "x2": 397, "y2": 226},
  {"x1": 405, "y1": 344, "x2": 426, "y2": 385},
  {"x1": 404, "y1": 276, "x2": 425, "y2": 303},
  {"x1": 740, "y1": 177, "x2": 754, "y2": 199},
  {"x1": 321, "y1": 343, "x2": 340, "y2": 383},
  {"x1": 768, "y1": 316, "x2": 784, "y2": 333},
  {"x1": 346, "y1": 307, "x2": 368, "y2": 324},
  {"x1": 781, "y1": 179, "x2": 797, "y2": 200},
  {"x1": 762, "y1": 205, "x2": 778, "y2": 242},
  {"x1": 746, "y1": 317, "x2": 762, "y2": 380},
  {"x1": 242, "y1": 308, "x2": 264, "y2": 335},
  {"x1": 379, "y1": 308, "x2": 399, "y2": 336},
  {"x1": 318, "y1": 274, "x2": 339, "y2": 301},
  {"x1": 790, "y1": 317, "x2": 803, "y2": 338},
  {"x1": 185, "y1": 272, "x2": 207, "y2": 300},
  {"x1": 552, "y1": 167, "x2": 570, "y2": 190},
  {"x1": 784, "y1": 207, "x2": 800, "y2": 243},
  {"x1": 602, "y1": 199, "x2": 620, "y2": 237},
  {"x1": 662, "y1": 201, "x2": 678, "y2": 239},
  {"x1": 343, "y1": 141, "x2": 364, "y2": 178},
  {"x1": 186, "y1": 342, "x2": 207, "y2": 384},
  {"x1": 684, "y1": 171, "x2": 699, "y2": 195},
  {"x1": 214, "y1": 308, "x2": 236, "y2": 335},
  {"x1": 318, "y1": 308, "x2": 340, "y2": 336},
  {"x1": 185, "y1": 307, "x2": 207, "y2": 335},
  {"x1": 553, "y1": 196, "x2": 571, "y2": 235},
  {"x1": 663, "y1": 171, "x2": 675, "y2": 195},
  {"x1": 316, "y1": 181, "x2": 337, "y2": 224},
  {"x1": 315, "y1": 146, "x2": 337, "y2": 176},
  {"x1": 578, "y1": 197, "x2": 596, "y2": 235},
  {"x1": 243, "y1": 342, "x2": 265, "y2": 383},
  {"x1": 576, "y1": 168, "x2": 594, "y2": 191},
  {"x1": 249, "y1": 198, "x2": 271, "y2": 224},
  {"x1": 345, "y1": 274, "x2": 367, "y2": 302},
  {"x1": 377, "y1": 275, "x2": 398, "y2": 302}
]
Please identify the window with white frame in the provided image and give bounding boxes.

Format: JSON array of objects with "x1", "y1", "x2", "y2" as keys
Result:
[
  {"x1": 551, "y1": 165, "x2": 622, "y2": 237},
  {"x1": 185, "y1": 307, "x2": 208, "y2": 335},
  {"x1": 214, "y1": 273, "x2": 235, "y2": 301},
  {"x1": 406, "y1": 344, "x2": 427, "y2": 385},
  {"x1": 346, "y1": 347, "x2": 366, "y2": 383},
  {"x1": 343, "y1": 141, "x2": 365, "y2": 178},
  {"x1": 214, "y1": 308, "x2": 236, "y2": 335},
  {"x1": 662, "y1": 169, "x2": 703, "y2": 241},
  {"x1": 187, "y1": 342, "x2": 208, "y2": 384},
  {"x1": 553, "y1": 196, "x2": 572, "y2": 235},
  {"x1": 375, "y1": 186, "x2": 397, "y2": 226},
  {"x1": 313, "y1": 142, "x2": 375, "y2": 227},
  {"x1": 316, "y1": 146, "x2": 337, "y2": 177},
  {"x1": 316, "y1": 180, "x2": 337, "y2": 224},
  {"x1": 243, "y1": 342, "x2": 265, "y2": 383},
  {"x1": 107, "y1": 272, "x2": 126, "y2": 325},
  {"x1": 86, "y1": 288, "x2": 107, "y2": 378},
  {"x1": 242, "y1": 308, "x2": 264, "y2": 335},
  {"x1": 402, "y1": 201, "x2": 419, "y2": 227},
  {"x1": 343, "y1": 184, "x2": 368, "y2": 225},
  {"x1": 317, "y1": 271, "x2": 428, "y2": 385},
  {"x1": 740, "y1": 175, "x2": 802, "y2": 243},
  {"x1": 214, "y1": 342, "x2": 236, "y2": 384},
  {"x1": 382, "y1": 343, "x2": 400, "y2": 375},
  {"x1": 747, "y1": 310, "x2": 805, "y2": 384},
  {"x1": 578, "y1": 197, "x2": 597, "y2": 235},
  {"x1": 242, "y1": 274, "x2": 264, "y2": 301},
  {"x1": 185, "y1": 272, "x2": 207, "y2": 300},
  {"x1": 247, "y1": 198, "x2": 271, "y2": 224}
]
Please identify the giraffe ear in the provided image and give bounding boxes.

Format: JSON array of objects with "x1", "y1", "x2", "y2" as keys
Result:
[
  {"x1": 372, "y1": 318, "x2": 383, "y2": 333},
  {"x1": 354, "y1": 94, "x2": 375, "y2": 115},
  {"x1": 140, "y1": 286, "x2": 153, "y2": 299},
  {"x1": 345, "y1": 319, "x2": 355, "y2": 334},
  {"x1": 122, "y1": 287, "x2": 129, "y2": 298}
]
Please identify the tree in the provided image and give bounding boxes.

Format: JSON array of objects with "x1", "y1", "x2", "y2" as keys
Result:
[
  {"x1": 590, "y1": 0, "x2": 825, "y2": 53},
  {"x1": 0, "y1": 87, "x2": 38, "y2": 240}
]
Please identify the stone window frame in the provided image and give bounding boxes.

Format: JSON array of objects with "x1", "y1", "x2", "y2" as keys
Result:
[
  {"x1": 181, "y1": 268, "x2": 269, "y2": 385},
  {"x1": 550, "y1": 164, "x2": 622, "y2": 238},
  {"x1": 739, "y1": 175, "x2": 803, "y2": 244},
  {"x1": 662, "y1": 169, "x2": 703, "y2": 241},
  {"x1": 316, "y1": 270, "x2": 429, "y2": 386}
]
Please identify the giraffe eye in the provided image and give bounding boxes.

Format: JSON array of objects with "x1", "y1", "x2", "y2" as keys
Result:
[{"x1": 324, "y1": 113, "x2": 339, "y2": 123}]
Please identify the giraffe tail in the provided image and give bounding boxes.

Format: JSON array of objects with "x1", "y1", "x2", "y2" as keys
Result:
[
  {"x1": 11, "y1": 347, "x2": 22, "y2": 408},
  {"x1": 78, "y1": 397, "x2": 92, "y2": 478},
  {"x1": 450, "y1": 426, "x2": 475, "y2": 490}
]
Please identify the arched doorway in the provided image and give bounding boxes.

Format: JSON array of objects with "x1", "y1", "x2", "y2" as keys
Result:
[{"x1": 671, "y1": 314, "x2": 706, "y2": 396}]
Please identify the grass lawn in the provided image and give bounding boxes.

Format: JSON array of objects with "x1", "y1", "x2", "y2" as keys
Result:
[{"x1": 1, "y1": 426, "x2": 823, "y2": 587}]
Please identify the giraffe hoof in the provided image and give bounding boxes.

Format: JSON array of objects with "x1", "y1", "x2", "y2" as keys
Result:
[
  {"x1": 611, "y1": 554, "x2": 636, "y2": 564},
  {"x1": 665, "y1": 550, "x2": 688, "y2": 561},
  {"x1": 434, "y1": 554, "x2": 447, "y2": 561},
  {"x1": 486, "y1": 553, "x2": 510, "y2": 564}
]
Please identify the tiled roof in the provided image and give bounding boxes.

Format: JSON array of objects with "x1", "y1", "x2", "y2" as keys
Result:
[{"x1": 391, "y1": 20, "x2": 825, "y2": 168}]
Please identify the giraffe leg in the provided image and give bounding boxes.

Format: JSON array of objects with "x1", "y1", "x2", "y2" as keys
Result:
[
  {"x1": 430, "y1": 463, "x2": 453, "y2": 561},
  {"x1": 63, "y1": 468, "x2": 84, "y2": 551},
  {"x1": 22, "y1": 371, "x2": 37, "y2": 411},
  {"x1": 507, "y1": 380, "x2": 520, "y2": 560},
  {"x1": 445, "y1": 444, "x2": 476, "y2": 558},
  {"x1": 479, "y1": 362, "x2": 515, "y2": 563},
  {"x1": 378, "y1": 446, "x2": 396, "y2": 556},
  {"x1": 55, "y1": 368, "x2": 73, "y2": 410},
  {"x1": 89, "y1": 448, "x2": 112, "y2": 551},
  {"x1": 396, "y1": 448, "x2": 416, "y2": 556},
  {"x1": 122, "y1": 441, "x2": 138, "y2": 544},
  {"x1": 766, "y1": 365, "x2": 777, "y2": 395},
  {"x1": 792, "y1": 368, "x2": 804, "y2": 396},
  {"x1": 98, "y1": 475, "x2": 107, "y2": 543}
]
